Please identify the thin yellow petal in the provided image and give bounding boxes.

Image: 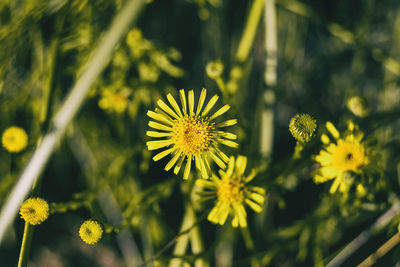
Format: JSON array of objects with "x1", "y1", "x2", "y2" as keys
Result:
[
  {"x1": 147, "y1": 140, "x2": 173, "y2": 150},
  {"x1": 188, "y1": 90, "x2": 194, "y2": 116},
  {"x1": 329, "y1": 177, "x2": 341, "y2": 194},
  {"x1": 218, "y1": 204, "x2": 230, "y2": 225},
  {"x1": 147, "y1": 110, "x2": 173, "y2": 125},
  {"x1": 201, "y1": 94, "x2": 219, "y2": 117},
  {"x1": 209, "y1": 151, "x2": 226, "y2": 169},
  {"x1": 232, "y1": 216, "x2": 239, "y2": 227},
  {"x1": 157, "y1": 99, "x2": 180, "y2": 119},
  {"x1": 152, "y1": 147, "x2": 176, "y2": 161},
  {"x1": 226, "y1": 156, "x2": 235, "y2": 177},
  {"x1": 148, "y1": 121, "x2": 173, "y2": 132},
  {"x1": 173, "y1": 155, "x2": 185, "y2": 175},
  {"x1": 146, "y1": 131, "x2": 172, "y2": 138},
  {"x1": 233, "y1": 204, "x2": 247, "y2": 227},
  {"x1": 165, "y1": 151, "x2": 182, "y2": 171},
  {"x1": 248, "y1": 192, "x2": 265, "y2": 205},
  {"x1": 245, "y1": 199, "x2": 263, "y2": 213},
  {"x1": 195, "y1": 179, "x2": 215, "y2": 189},
  {"x1": 196, "y1": 88, "x2": 207, "y2": 115},
  {"x1": 244, "y1": 169, "x2": 257, "y2": 183},
  {"x1": 208, "y1": 205, "x2": 219, "y2": 223},
  {"x1": 235, "y1": 155, "x2": 247, "y2": 176},
  {"x1": 179, "y1": 89, "x2": 187, "y2": 115},
  {"x1": 321, "y1": 134, "x2": 330, "y2": 144},
  {"x1": 218, "y1": 139, "x2": 238, "y2": 148},
  {"x1": 209, "y1": 104, "x2": 230, "y2": 121},
  {"x1": 195, "y1": 155, "x2": 208, "y2": 179},
  {"x1": 214, "y1": 147, "x2": 229, "y2": 163},
  {"x1": 215, "y1": 131, "x2": 237, "y2": 140},
  {"x1": 167, "y1": 93, "x2": 183, "y2": 118},
  {"x1": 215, "y1": 119, "x2": 238, "y2": 128},
  {"x1": 183, "y1": 155, "x2": 192, "y2": 180},
  {"x1": 326, "y1": 121, "x2": 340, "y2": 139}
]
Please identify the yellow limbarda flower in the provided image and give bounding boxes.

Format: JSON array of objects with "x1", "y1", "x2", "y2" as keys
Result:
[
  {"x1": 195, "y1": 156, "x2": 266, "y2": 227},
  {"x1": 146, "y1": 88, "x2": 238, "y2": 179},
  {"x1": 20, "y1": 197, "x2": 49, "y2": 225},
  {"x1": 2, "y1": 126, "x2": 28, "y2": 153},
  {"x1": 79, "y1": 220, "x2": 103, "y2": 245},
  {"x1": 314, "y1": 121, "x2": 368, "y2": 194},
  {"x1": 98, "y1": 88, "x2": 130, "y2": 114}
]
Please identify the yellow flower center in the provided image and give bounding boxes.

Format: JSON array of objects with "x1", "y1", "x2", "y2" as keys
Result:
[
  {"x1": 217, "y1": 178, "x2": 244, "y2": 204},
  {"x1": 332, "y1": 141, "x2": 365, "y2": 172},
  {"x1": 19, "y1": 198, "x2": 49, "y2": 225},
  {"x1": 172, "y1": 115, "x2": 212, "y2": 155}
]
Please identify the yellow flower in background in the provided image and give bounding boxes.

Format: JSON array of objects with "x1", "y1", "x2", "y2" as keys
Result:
[
  {"x1": 314, "y1": 121, "x2": 368, "y2": 194},
  {"x1": 146, "y1": 88, "x2": 238, "y2": 179},
  {"x1": 79, "y1": 220, "x2": 103, "y2": 245},
  {"x1": 98, "y1": 88, "x2": 130, "y2": 114},
  {"x1": 195, "y1": 156, "x2": 265, "y2": 227},
  {"x1": 20, "y1": 197, "x2": 49, "y2": 225},
  {"x1": 2, "y1": 126, "x2": 28, "y2": 153}
]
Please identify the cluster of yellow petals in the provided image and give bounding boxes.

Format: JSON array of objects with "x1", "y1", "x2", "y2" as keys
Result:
[
  {"x1": 196, "y1": 156, "x2": 266, "y2": 228},
  {"x1": 314, "y1": 121, "x2": 367, "y2": 193},
  {"x1": 146, "y1": 88, "x2": 238, "y2": 179}
]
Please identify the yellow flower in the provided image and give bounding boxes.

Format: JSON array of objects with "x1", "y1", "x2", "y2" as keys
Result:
[
  {"x1": 146, "y1": 88, "x2": 238, "y2": 179},
  {"x1": 195, "y1": 156, "x2": 266, "y2": 227},
  {"x1": 314, "y1": 121, "x2": 368, "y2": 193},
  {"x1": 79, "y1": 220, "x2": 103, "y2": 245},
  {"x1": 98, "y1": 88, "x2": 130, "y2": 114},
  {"x1": 2, "y1": 126, "x2": 28, "y2": 153},
  {"x1": 20, "y1": 197, "x2": 49, "y2": 225}
]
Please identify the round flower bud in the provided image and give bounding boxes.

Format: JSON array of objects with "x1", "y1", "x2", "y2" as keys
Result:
[
  {"x1": 2, "y1": 126, "x2": 28, "y2": 153},
  {"x1": 206, "y1": 60, "x2": 224, "y2": 79},
  {"x1": 289, "y1": 114, "x2": 317, "y2": 143}
]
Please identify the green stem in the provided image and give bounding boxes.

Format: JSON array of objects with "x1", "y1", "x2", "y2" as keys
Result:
[
  {"x1": 17, "y1": 223, "x2": 33, "y2": 267},
  {"x1": 236, "y1": 0, "x2": 265, "y2": 62},
  {"x1": 241, "y1": 227, "x2": 260, "y2": 267},
  {"x1": 169, "y1": 206, "x2": 192, "y2": 267},
  {"x1": 189, "y1": 206, "x2": 209, "y2": 267}
]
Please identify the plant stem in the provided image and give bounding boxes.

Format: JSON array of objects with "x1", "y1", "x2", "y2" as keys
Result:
[
  {"x1": 189, "y1": 206, "x2": 209, "y2": 267},
  {"x1": 0, "y1": 0, "x2": 145, "y2": 243},
  {"x1": 326, "y1": 201, "x2": 400, "y2": 267},
  {"x1": 169, "y1": 205, "x2": 192, "y2": 267},
  {"x1": 236, "y1": 0, "x2": 265, "y2": 63},
  {"x1": 241, "y1": 227, "x2": 260, "y2": 267},
  {"x1": 17, "y1": 223, "x2": 33, "y2": 267},
  {"x1": 357, "y1": 232, "x2": 400, "y2": 267}
]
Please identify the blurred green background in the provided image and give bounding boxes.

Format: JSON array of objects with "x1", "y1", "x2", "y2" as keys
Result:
[{"x1": 1, "y1": 0, "x2": 400, "y2": 266}]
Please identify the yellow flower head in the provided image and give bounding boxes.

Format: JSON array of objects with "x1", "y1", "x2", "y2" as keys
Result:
[
  {"x1": 20, "y1": 197, "x2": 49, "y2": 225},
  {"x1": 146, "y1": 88, "x2": 238, "y2": 179},
  {"x1": 2, "y1": 126, "x2": 28, "y2": 153},
  {"x1": 314, "y1": 121, "x2": 368, "y2": 194},
  {"x1": 289, "y1": 113, "x2": 317, "y2": 143},
  {"x1": 195, "y1": 155, "x2": 266, "y2": 228},
  {"x1": 98, "y1": 88, "x2": 130, "y2": 114},
  {"x1": 79, "y1": 220, "x2": 103, "y2": 245}
]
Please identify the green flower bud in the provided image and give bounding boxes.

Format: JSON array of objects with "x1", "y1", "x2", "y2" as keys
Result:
[{"x1": 289, "y1": 114, "x2": 317, "y2": 143}]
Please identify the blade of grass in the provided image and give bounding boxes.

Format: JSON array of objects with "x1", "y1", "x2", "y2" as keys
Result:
[{"x1": 0, "y1": 0, "x2": 145, "y2": 243}]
